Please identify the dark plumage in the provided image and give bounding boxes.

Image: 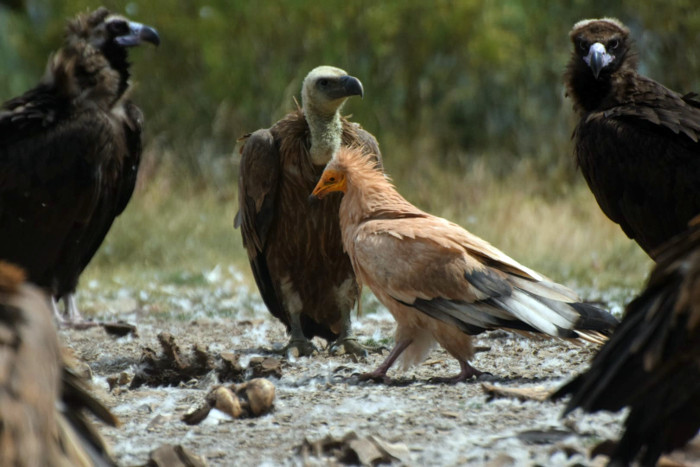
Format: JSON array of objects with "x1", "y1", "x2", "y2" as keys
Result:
[
  {"x1": 0, "y1": 8, "x2": 159, "y2": 322},
  {"x1": 0, "y1": 261, "x2": 118, "y2": 466},
  {"x1": 235, "y1": 66, "x2": 381, "y2": 356},
  {"x1": 553, "y1": 220, "x2": 700, "y2": 466},
  {"x1": 566, "y1": 18, "x2": 700, "y2": 259}
]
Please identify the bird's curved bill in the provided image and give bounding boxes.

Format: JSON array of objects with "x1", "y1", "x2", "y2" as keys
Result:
[
  {"x1": 309, "y1": 175, "x2": 346, "y2": 201},
  {"x1": 584, "y1": 42, "x2": 612, "y2": 79},
  {"x1": 115, "y1": 22, "x2": 160, "y2": 47}
]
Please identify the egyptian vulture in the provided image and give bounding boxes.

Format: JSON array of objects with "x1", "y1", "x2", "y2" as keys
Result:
[
  {"x1": 0, "y1": 8, "x2": 159, "y2": 323},
  {"x1": 566, "y1": 18, "x2": 700, "y2": 259},
  {"x1": 310, "y1": 146, "x2": 618, "y2": 382},
  {"x1": 0, "y1": 262, "x2": 118, "y2": 466},
  {"x1": 554, "y1": 220, "x2": 700, "y2": 466},
  {"x1": 235, "y1": 66, "x2": 381, "y2": 356}
]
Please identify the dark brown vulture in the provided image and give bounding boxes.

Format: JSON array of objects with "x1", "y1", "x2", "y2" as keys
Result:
[
  {"x1": 566, "y1": 18, "x2": 700, "y2": 259},
  {"x1": 235, "y1": 66, "x2": 382, "y2": 357},
  {"x1": 0, "y1": 261, "x2": 118, "y2": 466},
  {"x1": 0, "y1": 8, "x2": 159, "y2": 323},
  {"x1": 553, "y1": 220, "x2": 700, "y2": 466}
]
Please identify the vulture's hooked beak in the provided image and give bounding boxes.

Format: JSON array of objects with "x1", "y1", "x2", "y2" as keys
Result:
[
  {"x1": 584, "y1": 42, "x2": 612, "y2": 79},
  {"x1": 115, "y1": 22, "x2": 160, "y2": 47},
  {"x1": 309, "y1": 172, "x2": 346, "y2": 202},
  {"x1": 340, "y1": 75, "x2": 364, "y2": 99}
]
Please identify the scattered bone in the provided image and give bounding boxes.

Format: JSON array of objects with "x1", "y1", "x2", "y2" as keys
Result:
[
  {"x1": 102, "y1": 321, "x2": 138, "y2": 337},
  {"x1": 481, "y1": 382, "x2": 552, "y2": 402},
  {"x1": 298, "y1": 431, "x2": 411, "y2": 465},
  {"x1": 129, "y1": 333, "x2": 282, "y2": 388},
  {"x1": 182, "y1": 378, "x2": 276, "y2": 425},
  {"x1": 145, "y1": 444, "x2": 208, "y2": 467}
]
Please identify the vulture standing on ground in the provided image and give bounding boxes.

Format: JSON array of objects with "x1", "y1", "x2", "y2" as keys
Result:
[
  {"x1": 566, "y1": 18, "x2": 700, "y2": 259},
  {"x1": 0, "y1": 262, "x2": 118, "y2": 466},
  {"x1": 553, "y1": 220, "x2": 700, "y2": 466},
  {"x1": 0, "y1": 8, "x2": 159, "y2": 323},
  {"x1": 310, "y1": 146, "x2": 618, "y2": 382},
  {"x1": 235, "y1": 66, "x2": 381, "y2": 357}
]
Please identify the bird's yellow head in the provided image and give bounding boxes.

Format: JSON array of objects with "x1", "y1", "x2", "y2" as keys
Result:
[{"x1": 310, "y1": 168, "x2": 346, "y2": 200}]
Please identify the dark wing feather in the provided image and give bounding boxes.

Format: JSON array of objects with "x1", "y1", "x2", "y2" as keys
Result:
[
  {"x1": 576, "y1": 82, "x2": 700, "y2": 256},
  {"x1": 553, "y1": 223, "x2": 700, "y2": 465},
  {"x1": 0, "y1": 101, "x2": 107, "y2": 290},
  {"x1": 236, "y1": 129, "x2": 287, "y2": 324},
  {"x1": 56, "y1": 101, "x2": 145, "y2": 298},
  {"x1": 0, "y1": 83, "x2": 69, "y2": 146}
]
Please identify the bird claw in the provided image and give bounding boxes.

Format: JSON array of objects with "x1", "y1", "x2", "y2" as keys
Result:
[
  {"x1": 357, "y1": 371, "x2": 392, "y2": 384},
  {"x1": 427, "y1": 365, "x2": 491, "y2": 384},
  {"x1": 330, "y1": 337, "x2": 368, "y2": 357},
  {"x1": 284, "y1": 338, "x2": 319, "y2": 358}
]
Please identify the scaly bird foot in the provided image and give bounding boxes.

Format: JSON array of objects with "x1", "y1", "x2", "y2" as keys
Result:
[
  {"x1": 330, "y1": 337, "x2": 368, "y2": 357},
  {"x1": 284, "y1": 338, "x2": 319, "y2": 358},
  {"x1": 356, "y1": 368, "x2": 393, "y2": 384},
  {"x1": 428, "y1": 361, "x2": 489, "y2": 384}
]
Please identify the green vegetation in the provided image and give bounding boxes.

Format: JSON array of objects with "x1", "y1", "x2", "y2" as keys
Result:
[{"x1": 2, "y1": 0, "x2": 689, "y2": 311}]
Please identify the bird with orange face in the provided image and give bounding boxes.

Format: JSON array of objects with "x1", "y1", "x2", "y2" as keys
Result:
[{"x1": 310, "y1": 146, "x2": 618, "y2": 382}]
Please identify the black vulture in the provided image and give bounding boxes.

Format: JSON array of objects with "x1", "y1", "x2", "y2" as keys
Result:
[
  {"x1": 0, "y1": 7, "x2": 159, "y2": 323},
  {"x1": 566, "y1": 18, "x2": 700, "y2": 259},
  {"x1": 553, "y1": 219, "x2": 700, "y2": 466},
  {"x1": 235, "y1": 66, "x2": 382, "y2": 357}
]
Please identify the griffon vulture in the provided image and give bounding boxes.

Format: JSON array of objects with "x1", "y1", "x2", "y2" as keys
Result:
[
  {"x1": 0, "y1": 262, "x2": 118, "y2": 466},
  {"x1": 566, "y1": 18, "x2": 700, "y2": 259},
  {"x1": 0, "y1": 8, "x2": 159, "y2": 323},
  {"x1": 235, "y1": 66, "x2": 381, "y2": 357},
  {"x1": 310, "y1": 146, "x2": 618, "y2": 382},
  {"x1": 553, "y1": 220, "x2": 700, "y2": 466}
]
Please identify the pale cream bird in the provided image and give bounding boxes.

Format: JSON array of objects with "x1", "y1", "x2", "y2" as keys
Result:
[{"x1": 310, "y1": 146, "x2": 619, "y2": 382}]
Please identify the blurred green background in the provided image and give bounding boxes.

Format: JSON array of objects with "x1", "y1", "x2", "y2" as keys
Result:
[{"x1": 2, "y1": 0, "x2": 697, "y2": 311}]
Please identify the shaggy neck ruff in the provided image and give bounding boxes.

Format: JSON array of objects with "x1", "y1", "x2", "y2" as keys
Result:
[
  {"x1": 304, "y1": 108, "x2": 344, "y2": 166},
  {"x1": 332, "y1": 149, "x2": 420, "y2": 237}
]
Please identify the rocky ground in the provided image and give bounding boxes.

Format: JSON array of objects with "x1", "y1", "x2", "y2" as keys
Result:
[{"x1": 60, "y1": 270, "x2": 699, "y2": 466}]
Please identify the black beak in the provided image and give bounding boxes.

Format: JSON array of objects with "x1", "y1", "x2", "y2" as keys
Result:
[
  {"x1": 308, "y1": 193, "x2": 320, "y2": 205},
  {"x1": 115, "y1": 22, "x2": 160, "y2": 47},
  {"x1": 339, "y1": 75, "x2": 364, "y2": 98}
]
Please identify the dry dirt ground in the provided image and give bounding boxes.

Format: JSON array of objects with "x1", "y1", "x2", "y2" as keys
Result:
[{"x1": 61, "y1": 273, "x2": 699, "y2": 467}]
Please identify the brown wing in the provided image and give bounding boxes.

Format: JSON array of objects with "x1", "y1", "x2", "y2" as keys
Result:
[
  {"x1": 0, "y1": 262, "x2": 117, "y2": 465},
  {"x1": 235, "y1": 129, "x2": 287, "y2": 323},
  {"x1": 575, "y1": 77, "x2": 700, "y2": 257},
  {"x1": 554, "y1": 223, "x2": 700, "y2": 465},
  {"x1": 352, "y1": 216, "x2": 616, "y2": 339}
]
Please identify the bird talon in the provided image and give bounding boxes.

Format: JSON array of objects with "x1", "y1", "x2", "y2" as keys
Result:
[
  {"x1": 357, "y1": 371, "x2": 391, "y2": 384},
  {"x1": 284, "y1": 339, "x2": 319, "y2": 358},
  {"x1": 330, "y1": 337, "x2": 368, "y2": 357}
]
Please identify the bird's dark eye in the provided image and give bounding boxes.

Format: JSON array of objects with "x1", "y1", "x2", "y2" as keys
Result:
[
  {"x1": 318, "y1": 79, "x2": 329, "y2": 86},
  {"x1": 328, "y1": 176, "x2": 336, "y2": 182},
  {"x1": 609, "y1": 39, "x2": 619, "y2": 50},
  {"x1": 107, "y1": 20, "x2": 130, "y2": 36},
  {"x1": 578, "y1": 39, "x2": 589, "y2": 51}
]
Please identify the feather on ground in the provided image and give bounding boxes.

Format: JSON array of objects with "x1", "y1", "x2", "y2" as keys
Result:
[{"x1": 311, "y1": 146, "x2": 618, "y2": 382}]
